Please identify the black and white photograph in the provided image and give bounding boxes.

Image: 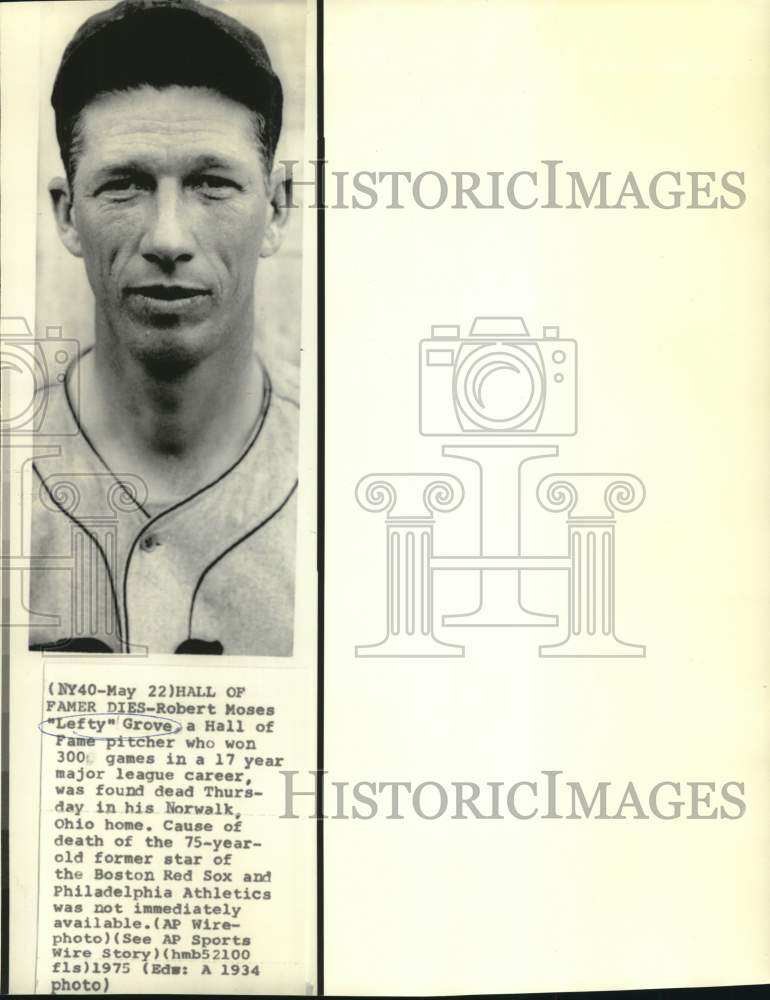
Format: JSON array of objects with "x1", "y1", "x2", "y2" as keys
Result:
[
  {"x1": 27, "y1": 0, "x2": 309, "y2": 656},
  {"x1": 1, "y1": 0, "x2": 768, "y2": 996}
]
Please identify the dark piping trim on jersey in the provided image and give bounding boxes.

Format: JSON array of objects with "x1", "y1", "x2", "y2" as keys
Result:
[
  {"x1": 63, "y1": 347, "x2": 152, "y2": 520},
  {"x1": 187, "y1": 478, "x2": 299, "y2": 639},
  {"x1": 32, "y1": 462, "x2": 124, "y2": 648},
  {"x1": 120, "y1": 368, "x2": 273, "y2": 650}
]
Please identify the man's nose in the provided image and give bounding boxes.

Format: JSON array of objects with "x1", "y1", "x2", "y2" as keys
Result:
[{"x1": 139, "y1": 181, "x2": 195, "y2": 269}]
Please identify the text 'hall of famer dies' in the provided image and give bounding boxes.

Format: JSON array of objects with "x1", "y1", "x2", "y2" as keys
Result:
[{"x1": 28, "y1": 0, "x2": 303, "y2": 656}]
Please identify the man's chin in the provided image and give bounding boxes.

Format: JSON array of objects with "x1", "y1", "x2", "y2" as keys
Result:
[
  {"x1": 139, "y1": 344, "x2": 201, "y2": 381},
  {"x1": 128, "y1": 322, "x2": 213, "y2": 381}
]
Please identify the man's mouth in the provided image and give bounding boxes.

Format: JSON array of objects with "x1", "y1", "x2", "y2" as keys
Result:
[
  {"x1": 125, "y1": 284, "x2": 213, "y2": 320},
  {"x1": 127, "y1": 284, "x2": 211, "y2": 301}
]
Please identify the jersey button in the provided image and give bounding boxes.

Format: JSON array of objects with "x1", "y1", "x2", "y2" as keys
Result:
[{"x1": 140, "y1": 533, "x2": 158, "y2": 552}]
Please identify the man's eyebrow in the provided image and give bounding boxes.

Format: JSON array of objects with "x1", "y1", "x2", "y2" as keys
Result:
[
  {"x1": 188, "y1": 155, "x2": 241, "y2": 172},
  {"x1": 92, "y1": 156, "x2": 243, "y2": 178},
  {"x1": 93, "y1": 161, "x2": 150, "y2": 177}
]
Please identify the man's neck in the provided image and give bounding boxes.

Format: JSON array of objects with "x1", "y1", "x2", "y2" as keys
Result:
[{"x1": 74, "y1": 337, "x2": 266, "y2": 508}]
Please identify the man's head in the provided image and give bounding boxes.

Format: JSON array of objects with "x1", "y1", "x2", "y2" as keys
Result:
[
  {"x1": 48, "y1": 0, "x2": 290, "y2": 376},
  {"x1": 52, "y1": 0, "x2": 283, "y2": 185}
]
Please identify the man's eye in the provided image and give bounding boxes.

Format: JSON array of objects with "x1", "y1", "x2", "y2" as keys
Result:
[
  {"x1": 193, "y1": 175, "x2": 239, "y2": 197},
  {"x1": 96, "y1": 178, "x2": 146, "y2": 198}
]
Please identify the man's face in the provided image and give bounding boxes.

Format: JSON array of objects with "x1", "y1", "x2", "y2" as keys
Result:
[{"x1": 52, "y1": 85, "x2": 285, "y2": 373}]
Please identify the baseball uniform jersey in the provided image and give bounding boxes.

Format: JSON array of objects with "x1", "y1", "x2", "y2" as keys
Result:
[{"x1": 28, "y1": 353, "x2": 298, "y2": 656}]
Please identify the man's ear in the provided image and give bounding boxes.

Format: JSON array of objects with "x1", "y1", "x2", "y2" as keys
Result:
[
  {"x1": 259, "y1": 163, "x2": 291, "y2": 259},
  {"x1": 48, "y1": 177, "x2": 83, "y2": 258}
]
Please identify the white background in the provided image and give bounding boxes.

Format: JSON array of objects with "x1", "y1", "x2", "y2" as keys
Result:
[{"x1": 323, "y1": 0, "x2": 768, "y2": 993}]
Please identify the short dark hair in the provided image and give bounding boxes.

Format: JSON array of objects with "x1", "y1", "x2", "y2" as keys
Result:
[{"x1": 52, "y1": 0, "x2": 283, "y2": 184}]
